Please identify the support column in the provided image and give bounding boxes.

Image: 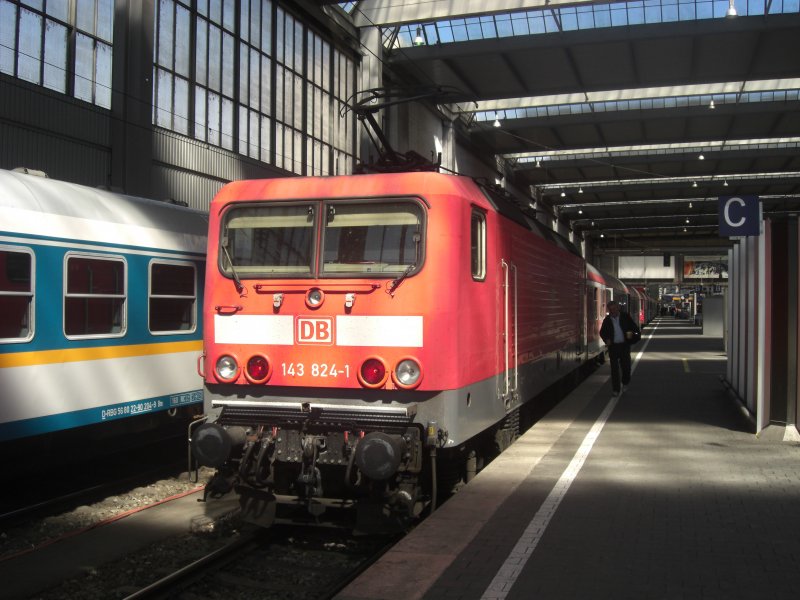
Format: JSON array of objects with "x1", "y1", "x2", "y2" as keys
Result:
[
  {"x1": 357, "y1": 26, "x2": 382, "y2": 165},
  {"x1": 787, "y1": 219, "x2": 798, "y2": 429},
  {"x1": 110, "y1": 0, "x2": 155, "y2": 197}
]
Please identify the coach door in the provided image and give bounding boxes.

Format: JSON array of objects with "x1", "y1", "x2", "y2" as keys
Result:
[{"x1": 500, "y1": 259, "x2": 518, "y2": 407}]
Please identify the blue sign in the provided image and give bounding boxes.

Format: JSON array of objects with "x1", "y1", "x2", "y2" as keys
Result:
[{"x1": 718, "y1": 196, "x2": 760, "y2": 236}]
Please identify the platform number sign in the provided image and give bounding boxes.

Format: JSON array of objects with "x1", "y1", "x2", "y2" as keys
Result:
[{"x1": 718, "y1": 196, "x2": 760, "y2": 237}]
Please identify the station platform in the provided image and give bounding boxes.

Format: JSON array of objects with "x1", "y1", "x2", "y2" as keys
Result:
[{"x1": 336, "y1": 317, "x2": 800, "y2": 600}]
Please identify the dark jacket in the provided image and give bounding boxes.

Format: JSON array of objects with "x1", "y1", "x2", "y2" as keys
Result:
[{"x1": 600, "y1": 311, "x2": 640, "y2": 345}]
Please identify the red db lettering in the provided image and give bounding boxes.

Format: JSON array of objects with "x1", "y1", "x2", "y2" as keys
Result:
[{"x1": 296, "y1": 317, "x2": 333, "y2": 345}]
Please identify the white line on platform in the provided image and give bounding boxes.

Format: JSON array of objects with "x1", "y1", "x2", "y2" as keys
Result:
[{"x1": 480, "y1": 321, "x2": 660, "y2": 599}]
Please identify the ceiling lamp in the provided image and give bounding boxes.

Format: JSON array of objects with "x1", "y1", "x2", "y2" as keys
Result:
[
  {"x1": 686, "y1": 218, "x2": 690, "y2": 224},
  {"x1": 724, "y1": 180, "x2": 729, "y2": 186},
  {"x1": 698, "y1": 154, "x2": 705, "y2": 160},
  {"x1": 560, "y1": 191, "x2": 566, "y2": 197},
  {"x1": 535, "y1": 158, "x2": 541, "y2": 168},
  {"x1": 692, "y1": 181, "x2": 698, "y2": 188},
  {"x1": 689, "y1": 202, "x2": 693, "y2": 208},
  {"x1": 578, "y1": 208, "x2": 583, "y2": 215},
  {"x1": 414, "y1": 26, "x2": 425, "y2": 46},
  {"x1": 493, "y1": 113, "x2": 501, "y2": 128},
  {"x1": 600, "y1": 232, "x2": 605, "y2": 238},
  {"x1": 683, "y1": 227, "x2": 688, "y2": 232},
  {"x1": 709, "y1": 99, "x2": 716, "y2": 109},
  {"x1": 578, "y1": 187, "x2": 584, "y2": 194},
  {"x1": 726, "y1": 0, "x2": 738, "y2": 17}
]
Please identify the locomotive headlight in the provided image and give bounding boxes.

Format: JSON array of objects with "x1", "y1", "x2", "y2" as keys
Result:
[
  {"x1": 305, "y1": 287, "x2": 325, "y2": 308},
  {"x1": 245, "y1": 354, "x2": 272, "y2": 384},
  {"x1": 393, "y1": 358, "x2": 422, "y2": 389},
  {"x1": 215, "y1": 355, "x2": 239, "y2": 382},
  {"x1": 358, "y1": 357, "x2": 389, "y2": 388}
]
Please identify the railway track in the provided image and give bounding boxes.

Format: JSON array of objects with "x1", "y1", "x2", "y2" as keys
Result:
[
  {"x1": 0, "y1": 467, "x2": 211, "y2": 568},
  {"x1": 3, "y1": 473, "x2": 397, "y2": 600},
  {"x1": 121, "y1": 527, "x2": 264, "y2": 599},
  {"x1": 0, "y1": 460, "x2": 190, "y2": 527},
  {"x1": 0, "y1": 433, "x2": 191, "y2": 521},
  {"x1": 3, "y1": 369, "x2": 592, "y2": 598},
  {"x1": 120, "y1": 526, "x2": 398, "y2": 600}
]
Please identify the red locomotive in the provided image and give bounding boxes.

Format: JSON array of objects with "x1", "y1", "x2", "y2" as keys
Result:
[{"x1": 191, "y1": 172, "x2": 622, "y2": 529}]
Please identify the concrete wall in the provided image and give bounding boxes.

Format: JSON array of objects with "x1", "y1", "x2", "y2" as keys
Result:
[{"x1": 702, "y1": 296, "x2": 725, "y2": 337}]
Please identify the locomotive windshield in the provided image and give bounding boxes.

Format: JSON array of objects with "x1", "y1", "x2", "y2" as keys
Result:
[
  {"x1": 321, "y1": 202, "x2": 422, "y2": 275},
  {"x1": 221, "y1": 204, "x2": 315, "y2": 276},
  {"x1": 219, "y1": 200, "x2": 424, "y2": 278}
]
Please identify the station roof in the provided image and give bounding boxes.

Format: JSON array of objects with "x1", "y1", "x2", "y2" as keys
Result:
[{"x1": 340, "y1": 0, "x2": 800, "y2": 255}]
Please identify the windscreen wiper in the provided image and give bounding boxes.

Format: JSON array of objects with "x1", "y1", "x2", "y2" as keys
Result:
[
  {"x1": 221, "y1": 236, "x2": 244, "y2": 294},
  {"x1": 388, "y1": 262, "x2": 415, "y2": 295},
  {"x1": 388, "y1": 232, "x2": 421, "y2": 295}
]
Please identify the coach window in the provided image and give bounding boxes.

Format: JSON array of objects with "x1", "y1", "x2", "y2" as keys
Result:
[
  {"x1": 221, "y1": 204, "x2": 314, "y2": 277},
  {"x1": 64, "y1": 254, "x2": 126, "y2": 337},
  {"x1": 321, "y1": 202, "x2": 424, "y2": 276},
  {"x1": 149, "y1": 261, "x2": 196, "y2": 333},
  {"x1": 0, "y1": 247, "x2": 34, "y2": 342},
  {"x1": 471, "y1": 209, "x2": 486, "y2": 281}
]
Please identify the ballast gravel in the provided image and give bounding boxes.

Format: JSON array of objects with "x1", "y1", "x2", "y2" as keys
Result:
[{"x1": 0, "y1": 467, "x2": 246, "y2": 599}]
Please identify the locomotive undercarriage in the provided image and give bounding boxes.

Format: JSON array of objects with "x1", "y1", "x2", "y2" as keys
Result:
[
  {"x1": 192, "y1": 357, "x2": 589, "y2": 531},
  {"x1": 192, "y1": 405, "x2": 428, "y2": 531}
]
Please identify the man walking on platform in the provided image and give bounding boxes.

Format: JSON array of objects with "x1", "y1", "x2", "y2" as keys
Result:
[{"x1": 600, "y1": 300, "x2": 640, "y2": 397}]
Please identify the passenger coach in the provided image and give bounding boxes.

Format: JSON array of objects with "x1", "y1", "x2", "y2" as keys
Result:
[{"x1": 0, "y1": 169, "x2": 208, "y2": 456}]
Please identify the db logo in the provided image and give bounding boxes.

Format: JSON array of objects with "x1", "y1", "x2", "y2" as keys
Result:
[{"x1": 296, "y1": 317, "x2": 334, "y2": 345}]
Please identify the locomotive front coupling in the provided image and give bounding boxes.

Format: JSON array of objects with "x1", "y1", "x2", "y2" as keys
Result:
[{"x1": 192, "y1": 423, "x2": 421, "y2": 483}]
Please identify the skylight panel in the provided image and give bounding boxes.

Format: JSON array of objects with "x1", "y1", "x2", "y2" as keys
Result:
[
  {"x1": 494, "y1": 13, "x2": 514, "y2": 37},
  {"x1": 471, "y1": 80, "x2": 800, "y2": 123},
  {"x1": 511, "y1": 138, "x2": 800, "y2": 163},
  {"x1": 480, "y1": 15, "x2": 498, "y2": 38},
  {"x1": 537, "y1": 170, "x2": 800, "y2": 192},
  {"x1": 383, "y1": 0, "x2": 800, "y2": 49}
]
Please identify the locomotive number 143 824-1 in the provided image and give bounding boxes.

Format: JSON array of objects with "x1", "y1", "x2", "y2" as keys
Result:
[{"x1": 281, "y1": 362, "x2": 351, "y2": 378}]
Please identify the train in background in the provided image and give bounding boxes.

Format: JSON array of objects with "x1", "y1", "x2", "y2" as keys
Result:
[
  {"x1": 634, "y1": 286, "x2": 659, "y2": 325},
  {"x1": 189, "y1": 171, "x2": 645, "y2": 531},
  {"x1": 587, "y1": 265, "x2": 657, "y2": 335},
  {"x1": 0, "y1": 168, "x2": 208, "y2": 469},
  {"x1": 586, "y1": 264, "x2": 631, "y2": 358}
]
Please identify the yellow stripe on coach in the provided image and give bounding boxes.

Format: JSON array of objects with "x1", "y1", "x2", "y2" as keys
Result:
[{"x1": 0, "y1": 340, "x2": 204, "y2": 369}]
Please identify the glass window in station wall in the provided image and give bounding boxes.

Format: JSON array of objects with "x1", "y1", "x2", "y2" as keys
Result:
[
  {"x1": 0, "y1": 0, "x2": 113, "y2": 109},
  {"x1": 152, "y1": 0, "x2": 356, "y2": 175}
]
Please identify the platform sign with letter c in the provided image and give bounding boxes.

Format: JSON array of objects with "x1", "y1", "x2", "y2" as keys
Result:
[{"x1": 718, "y1": 196, "x2": 760, "y2": 237}]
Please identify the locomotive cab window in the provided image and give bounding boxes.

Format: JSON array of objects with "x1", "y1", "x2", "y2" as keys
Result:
[
  {"x1": 64, "y1": 254, "x2": 126, "y2": 338},
  {"x1": 471, "y1": 209, "x2": 486, "y2": 281},
  {"x1": 221, "y1": 205, "x2": 315, "y2": 277},
  {"x1": 321, "y1": 202, "x2": 424, "y2": 276},
  {"x1": 0, "y1": 247, "x2": 34, "y2": 342},
  {"x1": 149, "y1": 261, "x2": 197, "y2": 333}
]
